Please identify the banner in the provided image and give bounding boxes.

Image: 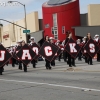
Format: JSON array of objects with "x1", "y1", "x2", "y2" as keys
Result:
[
  {"x1": 16, "y1": 44, "x2": 36, "y2": 65},
  {"x1": 0, "y1": 44, "x2": 12, "y2": 67},
  {"x1": 39, "y1": 41, "x2": 59, "y2": 62}
]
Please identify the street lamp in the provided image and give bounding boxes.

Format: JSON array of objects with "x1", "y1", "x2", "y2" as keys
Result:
[
  {"x1": 8, "y1": 1, "x2": 28, "y2": 43},
  {"x1": 0, "y1": 23, "x2": 3, "y2": 28},
  {"x1": 0, "y1": 22, "x2": 3, "y2": 43}
]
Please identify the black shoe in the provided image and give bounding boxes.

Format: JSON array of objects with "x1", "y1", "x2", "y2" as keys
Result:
[
  {"x1": 2, "y1": 68, "x2": 4, "y2": 72},
  {"x1": 67, "y1": 61, "x2": 69, "y2": 64},
  {"x1": 72, "y1": 65, "x2": 76, "y2": 67},
  {"x1": 12, "y1": 65, "x2": 15, "y2": 67},
  {"x1": 24, "y1": 70, "x2": 27, "y2": 72},
  {"x1": 64, "y1": 60, "x2": 67, "y2": 62},
  {"x1": 49, "y1": 67, "x2": 52, "y2": 70},
  {"x1": 0, "y1": 73, "x2": 2, "y2": 75},
  {"x1": 33, "y1": 66, "x2": 36, "y2": 68},
  {"x1": 69, "y1": 65, "x2": 72, "y2": 67},
  {"x1": 46, "y1": 67, "x2": 48, "y2": 70},
  {"x1": 73, "y1": 65, "x2": 76, "y2": 67}
]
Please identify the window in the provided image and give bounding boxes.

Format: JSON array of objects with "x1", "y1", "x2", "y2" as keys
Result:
[
  {"x1": 62, "y1": 26, "x2": 65, "y2": 34},
  {"x1": 51, "y1": 27, "x2": 58, "y2": 40},
  {"x1": 53, "y1": 13, "x2": 57, "y2": 27}
]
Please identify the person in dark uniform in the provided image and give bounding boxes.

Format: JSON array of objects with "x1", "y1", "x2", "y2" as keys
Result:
[
  {"x1": 6, "y1": 48, "x2": 10, "y2": 66},
  {"x1": 86, "y1": 33, "x2": 93, "y2": 65},
  {"x1": 21, "y1": 40, "x2": 27, "y2": 72},
  {"x1": 77, "y1": 39, "x2": 82, "y2": 61},
  {"x1": 44, "y1": 35, "x2": 51, "y2": 70},
  {"x1": 81, "y1": 37, "x2": 88, "y2": 63},
  {"x1": 65, "y1": 31, "x2": 76, "y2": 67},
  {"x1": 55, "y1": 40, "x2": 63, "y2": 62},
  {"x1": 29, "y1": 37, "x2": 37, "y2": 68},
  {"x1": 16, "y1": 40, "x2": 22, "y2": 70},
  {"x1": 10, "y1": 45, "x2": 16, "y2": 67},
  {"x1": 49, "y1": 37, "x2": 55, "y2": 67},
  {"x1": 62, "y1": 40, "x2": 67, "y2": 62},
  {"x1": 94, "y1": 34, "x2": 100, "y2": 62}
]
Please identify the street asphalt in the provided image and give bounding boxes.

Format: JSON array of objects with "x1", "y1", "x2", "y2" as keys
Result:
[{"x1": 0, "y1": 59, "x2": 100, "y2": 100}]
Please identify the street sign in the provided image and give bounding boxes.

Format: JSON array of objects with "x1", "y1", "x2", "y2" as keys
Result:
[{"x1": 23, "y1": 30, "x2": 30, "y2": 33}]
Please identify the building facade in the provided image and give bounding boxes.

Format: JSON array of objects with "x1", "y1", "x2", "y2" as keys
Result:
[
  {"x1": 88, "y1": 4, "x2": 100, "y2": 26},
  {"x1": 73, "y1": 4, "x2": 100, "y2": 38},
  {"x1": 1, "y1": 11, "x2": 39, "y2": 47},
  {"x1": 42, "y1": 0, "x2": 81, "y2": 41}
]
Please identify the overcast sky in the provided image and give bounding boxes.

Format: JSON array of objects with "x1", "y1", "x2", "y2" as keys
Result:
[{"x1": 0, "y1": 0, "x2": 100, "y2": 25}]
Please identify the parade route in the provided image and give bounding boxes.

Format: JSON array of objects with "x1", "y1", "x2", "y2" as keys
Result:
[{"x1": 0, "y1": 60, "x2": 100, "y2": 100}]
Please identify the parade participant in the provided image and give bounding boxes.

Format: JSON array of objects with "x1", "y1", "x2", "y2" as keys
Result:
[
  {"x1": 29, "y1": 37, "x2": 37, "y2": 68},
  {"x1": 94, "y1": 34, "x2": 100, "y2": 62},
  {"x1": 86, "y1": 33, "x2": 93, "y2": 65},
  {"x1": 16, "y1": 40, "x2": 23, "y2": 70},
  {"x1": 49, "y1": 37, "x2": 55, "y2": 67},
  {"x1": 0, "y1": 43, "x2": 4, "y2": 75},
  {"x1": 21, "y1": 40, "x2": 27, "y2": 72},
  {"x1": 62, "y1": 40, "x2": 67, "y2": 62},
  {"x1": 44, "y1": 35, "x2": 51, "y2": 70},
  {"x1": 10, "y1": 45, "x2": 16, "y2": 67},
  {"x1": 64, "y1": 31, "x2": 71, "y2": 63},
  {"x1": 65, "y1": 31, "x2": 76, "y2": 67},
  {"x1": 77, "y1": 39, "x2": 82, "y2": 61},
  {"x1": 6, "y1": 48, "x2": 10, "y2": 66},
  {"x1": 81, "y1": 37, "x2": 88, "y2": 63},
  {"x1": 55, "y1": 40, "x2": 63, "y2": 61}
]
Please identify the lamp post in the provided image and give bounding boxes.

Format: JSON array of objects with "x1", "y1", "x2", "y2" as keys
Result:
[
  {"x1": 0, "y1": 23, "x2": 3, "y2": 28},
  {"x1": 0, "y1": 22, "x2": 3, "y2": 43},
  {"x1": 8, "y1": 1, "x2": 28, "y2": 43}
]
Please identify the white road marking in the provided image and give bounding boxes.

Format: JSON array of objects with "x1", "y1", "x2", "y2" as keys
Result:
[{"x1": 0, "y1": 78, "x2": 100, "y2": 92}]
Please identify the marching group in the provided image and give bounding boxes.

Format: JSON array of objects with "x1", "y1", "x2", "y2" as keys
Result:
[{"x1": 0, "y1": 31, "x2": 100, "y2": 75}]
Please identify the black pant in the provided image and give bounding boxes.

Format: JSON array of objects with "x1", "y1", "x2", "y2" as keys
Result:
[
  {"x1": 19, "y1": 61, "x2": 22, "y2": 70},
  {"x1": 67, "y1": 54, "x2": 75, "y2": 67},
  {"x1": 63, "y1": 51, "x2": 67, "y2": 62},
  {"x1": 12, "y1": 58, "x2": 16, "y2": 67},
  {"x1": 31, "y1": 59, "x2": 36, "y2": 68},
  {"x1": 88, "y1": 55, "x2": 93, "y2": 65},
  {"x1": 0, "y1": 67, "x2": 3, "y2": 75},
  {"x1": 45, "y1": 59, "x2": 51, "y2": 69},
  {"x1": 51, "y1": 60, "x2": 55, "y2": 66},
  {"x1": 78, "y1": 51, "x2": 82, "y2": 61},
  {"x1": 58, "y1": 53, "x2": 62, "y2": 61},
  {"x1": 6, "y1": 61, "x2": 9, "y2": 66},
  {"x1": 84, "y1": 56, "x2": 88, "y2": 63},
  {"x1": 23, "y1": 63, "x2": 27, "y2": 72},
  {"x1": 97, "y1": 53, "x2": 100, "y2": 61}
]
